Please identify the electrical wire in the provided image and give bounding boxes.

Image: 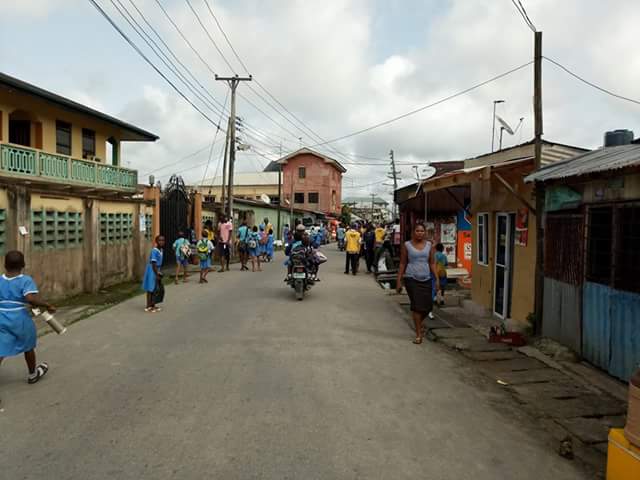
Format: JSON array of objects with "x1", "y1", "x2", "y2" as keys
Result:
[
  {"x1": 87, "y1": 0, "x2": 223, "y2": 128},
  {"x1": 544, "y1": 56, "x2": 640, "y2": 106},
  {"x1": 201, "y1": 89, "x2": 230, "y2": 185},
  {"x1": 310, "y1": 61, "x2": 534, "y2": 147},
  {"x1": 342, "y1": 179, "x2": 387, "y2": 189},
  {"x1": 510, "y1": 0, "x2": 536, "y2": 32}
]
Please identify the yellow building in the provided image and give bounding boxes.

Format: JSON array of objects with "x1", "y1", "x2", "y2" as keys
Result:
[
  {"x1": 0, "y1": 72, "x2": 159, "y2": 298},
  {"x1": 195, "y1": 172, "x2": 280, "y2": 204},
  {"x1": 421, "y1": 140, "x2": 587, "y2": 330}
]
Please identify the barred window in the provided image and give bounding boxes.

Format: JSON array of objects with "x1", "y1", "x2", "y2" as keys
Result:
[
  {"x1": 145, "y1": 214, "x2": 153, "y2": 240},
  {"x1": 0, "y1": 209, "x2": 6, "y2": 256},
  {"x1": 100, "y1": 213, "x2": 133, "y2": 244},
  {"x1": 32, "y1": 210, "x2": 83, "y2": 249},
  {"x1": 477, "y1": 213, "x2": 489, "y2": 265}
]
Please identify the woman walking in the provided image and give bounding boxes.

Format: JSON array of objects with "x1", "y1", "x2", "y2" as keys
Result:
[
  {"x1": 142, "y1": 235, "x2": 165, "y2": 312},
  {"x1": 396, "y1": 222, "x2": 438, "y2": 344}
]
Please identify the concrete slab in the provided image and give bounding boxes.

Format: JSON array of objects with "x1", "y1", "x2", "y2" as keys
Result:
[
  {"x1": 432, "y1": 327, "x2": 480, "y2": 339},
  {"x1": 462, "y1": 350, "x2": 523, "y2": 361},
  {"x1": 534, "y1": 395, "x2": 627, "y2": 419},
  {"x1": 478, "y1": 358, "x2": 548, "y2": 373},
  {"x1": 511, "y1": 382, "x2": 591, "y2": 400},
  {"x1": 439, "y1": 337, "x2": 511, "y2": 352},
  {"x1": 555, "y1": 418, "x2": 611, "y2": 444},
  {"x1": 491, "y1": 368, "x2": 569, "y2": 385}
]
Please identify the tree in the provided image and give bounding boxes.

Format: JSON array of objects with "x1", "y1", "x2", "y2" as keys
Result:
[{"x1": 340, "y1": 205, "x2": 352, "y2": 226}]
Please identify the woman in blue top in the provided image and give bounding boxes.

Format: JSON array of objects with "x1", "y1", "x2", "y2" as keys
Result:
[
  {"x1": 0, "y1": 250, "x2": 56, "y2": 388},
  {"x1": 142, "y1": 235, "x2": 165, "y2": 313},
  {"x1": 396, "y1": 222, "x2": 438, "y2": 344}
]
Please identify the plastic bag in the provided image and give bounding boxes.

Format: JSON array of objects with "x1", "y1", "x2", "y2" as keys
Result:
[{"x1": 152, "y1": 277, "x2": 165, "y2": 304}]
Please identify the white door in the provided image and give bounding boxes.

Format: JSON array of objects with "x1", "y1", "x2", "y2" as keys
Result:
[{"x1": 494, "y1": 213, "x2": 514, "y2": 318}]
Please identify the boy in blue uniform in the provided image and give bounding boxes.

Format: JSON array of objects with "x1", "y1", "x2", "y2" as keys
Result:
[{"x1": 0, "y1": 250, "x2": 56, "y2": 390}]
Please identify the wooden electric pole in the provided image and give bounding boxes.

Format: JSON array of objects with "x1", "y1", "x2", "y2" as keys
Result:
[
  {"x1": 220, "y1": 117, "x2": 231, "y2": 214},
  {"x1": 215, "y1": 74, "x2": 252, "y2": 218},
  {"x1": 533, "y1": 31, "x2": 544, "y2": 334},
  {"x1": 389, "y1": 149, "x2": 399, "y2": 220},
  {"x1": 277, "y1": 143, "x2": 282, "y2": 241}
]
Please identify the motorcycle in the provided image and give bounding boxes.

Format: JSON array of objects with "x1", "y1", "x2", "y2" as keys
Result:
[
  {"x1": 337, "y1": 238, "x2": 345, "y2": 251},
  {"x1": 287, "y1": 247, "x2": 314, "y2": 301}
]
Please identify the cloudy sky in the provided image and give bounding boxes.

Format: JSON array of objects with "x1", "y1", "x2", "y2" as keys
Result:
[{"x1": 2, "y1": 0, "x2": 640, "y2": 198}]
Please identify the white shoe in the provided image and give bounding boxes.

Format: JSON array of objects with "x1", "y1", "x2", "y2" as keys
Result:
[{"x1": 428, "y1": 312, "x2": 435, "y2": 319}]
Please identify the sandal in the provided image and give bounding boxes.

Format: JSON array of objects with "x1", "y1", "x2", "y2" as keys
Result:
[
  {"x1": 153, "y1": 307, "x2": 162, "y2": 313},
  {"x1": 413, "y1": 337, "x2": 423, "y2": 345},
  {"x1": 28, "y1": 362, "x2": 49, "y2": 384}
]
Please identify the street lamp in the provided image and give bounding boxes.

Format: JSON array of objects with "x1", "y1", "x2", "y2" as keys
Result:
[{"x1": 491, "y1": 100, "x2": 505, "y2": 152}]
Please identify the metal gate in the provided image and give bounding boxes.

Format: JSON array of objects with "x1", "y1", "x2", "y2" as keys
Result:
[{"x1": 160, "y1": 175, "x2": 191, "y2": 265}]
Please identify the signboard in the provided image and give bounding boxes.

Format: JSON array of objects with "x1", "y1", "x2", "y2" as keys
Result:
[{"x1": 515, "y1": 208, "x2": 528, "y2": 246}]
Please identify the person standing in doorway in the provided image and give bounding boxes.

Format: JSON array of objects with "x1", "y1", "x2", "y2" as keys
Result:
[
  {"x1": 396, "y1": 222, "x2": 438, "y2": 344},
  {"x1": 344, "y1": 224, "x2": 362, "y2": 275},
  {"x1": 237, "y1": 219, "x2": 250, "y2": 271},
  {"x1": 363, "y1": 224, "x2": 376, "y2": 274},
  {"x1": 217, "y1": 215, "x2": 233, "y2": 272},
  {"x1": 172, "y1": 231, "x2": 190, "y2": 284},
  {"x1": 0, "y1": 250, "x2": 56, "y2": 391}
]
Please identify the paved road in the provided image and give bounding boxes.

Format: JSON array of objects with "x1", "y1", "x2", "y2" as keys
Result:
[{"x1": 1, "y1": 248, "x2": 587, "y2": 479}]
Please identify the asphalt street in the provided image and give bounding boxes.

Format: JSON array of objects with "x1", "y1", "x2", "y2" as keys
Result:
[{"x1": 0, "y1": 248, "x2": 588, "y2": 479}]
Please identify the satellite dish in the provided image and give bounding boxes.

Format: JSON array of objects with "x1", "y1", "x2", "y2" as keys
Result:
[
  {"x1": 495, "y1": 115, "x2": 514, "y2": 135},
  {"x1": 260, "y1": 193, "x2": 271, "y2": 204},
  {"x1": 420, "y1": 165, "x2": 437, "y2": 180}
]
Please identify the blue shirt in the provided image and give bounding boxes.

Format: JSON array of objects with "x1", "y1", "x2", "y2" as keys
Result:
[
  {"x1": 173, "y1": 237, "x2": 189, "y2": 259},
  {"x1": 238, "y1": 225, "x2": 249, "y2": 242},
  {"x1": 0, "y1": 274, "x2": 38, "y2": 313}
]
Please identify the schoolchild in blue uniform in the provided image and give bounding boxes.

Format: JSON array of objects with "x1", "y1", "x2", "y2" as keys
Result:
[
  {"x1": 0, "y1": 250, "x2": 56, "y2": 390},
  {"x1": 142, "y1": 235, "x2": 165, "y2": 312},
  {"x1": 248, "y1": 226, "x2": 262, "y2": 272},
  {"x1": 265, "y1": 229, "x2": 275, "y2": 262}
]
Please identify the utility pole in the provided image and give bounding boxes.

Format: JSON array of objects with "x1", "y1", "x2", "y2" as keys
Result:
[
  {"x1": 388, "y1": 149, "x2": 399, "y2": 219},
  {"x1": 215, "y1": 74, "x2": 252, "y2": 219},
  {"x1": 290, "y1": 172, "x2": 294, "y2": 224},
  {"x1": 277, "y1": 143, "x2": 282, "y2": 241},
  {"x1": 220, "y1": 116, "x2": 231, "y2": 214},
  {"x1": 533, "y1": 30, "x2": 544, "y2": 335},
  {"x1": 370, "y1": 193, "x2": 376, "y2": 222}
]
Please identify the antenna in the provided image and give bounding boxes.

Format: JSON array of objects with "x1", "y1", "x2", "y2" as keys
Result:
[{"x1": 495, "y1": 114, "x2": 514, "y2": 135}]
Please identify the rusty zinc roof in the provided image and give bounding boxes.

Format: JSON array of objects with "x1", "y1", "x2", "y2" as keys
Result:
[{"x1": 525, "y1": 144, "x2": 640, "y2": 183}]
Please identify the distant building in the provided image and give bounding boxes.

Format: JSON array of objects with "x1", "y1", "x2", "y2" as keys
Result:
[
  {"x1": 264, "y1": 148, "x2": 346, "y2": 216},
  {"x1": 343, "y1": 196, "x2": 390, "y2": 224},
  {"x1": 0, "y1": 72, "x2": 158, "y2": 298},
  {"x1": 195, "y1": 172, "x2": 280, "y2": 205}
]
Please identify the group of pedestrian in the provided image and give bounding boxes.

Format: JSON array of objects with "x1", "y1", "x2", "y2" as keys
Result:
[{"x1": 340, "y1": 220, "x2": 396, "y2": 275}]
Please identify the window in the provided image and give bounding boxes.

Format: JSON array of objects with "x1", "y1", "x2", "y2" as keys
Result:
[
  {"x1": 614, "y1": 205, "x2": 640, "y2": 293},
  {"x1": 308, "y1": 192, "x2": 319, "y2": 204},
  {"x1": 298, "y1": 167, "x2": 306, "y2": 179},
  {"x1": 82, "y1": 129, "x2": 96, "y2": 159},
  {"x1": 294, "y1": 192, "x2": 305, "y2": 204},
  {"x1": 31, "y1": 210, "x2": 83, "y2": 249},
  {"x1": 56, "y1": 121, "x2": 72, "y2": 155},
  {"x1": 586, "y1": 207, "x2": 613, "y2": 285},
  {"x1": 477, "y1": 213, "x2": 489, "y2": 265},
  {"x1": 145, "y1": 214, "x2": 153, "y2": 240},
  {"x1": 100, "y1": 213, "x2": 133, "y2": 244}
]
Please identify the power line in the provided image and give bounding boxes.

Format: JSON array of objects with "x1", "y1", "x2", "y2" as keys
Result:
[
  {"x1": 544, "y1": 56, "x2": 640, "y2": 106},
  {"x1": 343, "y1": 179, "x2": 387, "y2": 189},
  {"x1": 201, "y1": 89, "x2": 230, "y2": 185},
  {"x1": 310, "y1": 61, "x2": 534, "y2": 147},
  {"x1": 140, "y1": 139, "x2": 223, "y2": 177},
  {"x1": 87, "y1": 0, "x2": 223, "y2": 128},
  {"x1": 510, "y1": 0, "x2": 536, "y2": 32}
]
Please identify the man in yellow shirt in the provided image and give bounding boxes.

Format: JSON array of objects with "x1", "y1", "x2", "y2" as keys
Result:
[
  {"x1": 344, "y1": 224, "x2": 362, "y2": 275},
  {"x1": 375, "y1": 224, "x2": 386, "y2": 245}
]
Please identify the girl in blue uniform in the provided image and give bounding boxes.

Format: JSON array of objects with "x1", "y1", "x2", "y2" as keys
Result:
[
  {"x1": 266, "y1": 229, "x2": 275, "y2": 262},
  {"x1": 248, "y1": 226, "x2": 262, "y2": 272},
  {"x1": 142, "y1": 235, "x2": 165, "y2": 312},
  {"x1": 0, "y1": 250, "x2": 55, "y2": 387}
]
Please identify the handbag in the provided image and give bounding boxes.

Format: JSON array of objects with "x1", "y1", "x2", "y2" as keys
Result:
[{"x1": 152, "y1": 276, "x2": 165, "y2": 304}]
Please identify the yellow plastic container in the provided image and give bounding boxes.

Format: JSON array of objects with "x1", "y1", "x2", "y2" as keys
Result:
[{"x1": 607, "y1": 428, "x2": 640, "y2": 480}]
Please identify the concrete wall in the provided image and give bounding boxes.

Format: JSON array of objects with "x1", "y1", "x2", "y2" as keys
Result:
[
  {"x1": 470, "y1": 168, "x2": 537, "y2": 327},
  {"x1": 195, "y1": 185, "x2": 279, "y2": 203},
  {"x1": 0, "y1": 88, "x2": 123, "y2": 164},
  {"x1": 0, "y1": 185, "x2": 153, "y2": 299},
  {"x1": 281, "y1": 153, "x2": 342, "y2": 215}
]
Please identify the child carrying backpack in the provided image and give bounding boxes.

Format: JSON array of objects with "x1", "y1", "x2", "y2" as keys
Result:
[{"x1": 197, "y1": 230, "x2": 215, "y2": 284}]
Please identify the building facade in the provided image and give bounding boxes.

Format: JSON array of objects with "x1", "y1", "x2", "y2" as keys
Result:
[
  {"x1": 264, "y1": 148, "x2": 345, "y2": 216},
  {"x1": 0, "y1": 72, "x2": 158, "y2": 298},
  {"x1": 195, "y1": 172, "x2": 280, "y2": 205}
]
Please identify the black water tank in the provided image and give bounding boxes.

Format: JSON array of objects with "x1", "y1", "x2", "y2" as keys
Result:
[{"x1": 604, "y1": 129, "x2": 634, "y2": 147}]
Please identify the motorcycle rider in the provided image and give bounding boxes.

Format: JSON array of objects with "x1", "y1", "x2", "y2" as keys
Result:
[{"x1": 336, "y1": 224, "x2": 346, "y2": 251}]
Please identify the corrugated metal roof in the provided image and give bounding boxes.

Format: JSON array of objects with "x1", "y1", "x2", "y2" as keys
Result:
[{"x1": 525, "y1": 144, "x2": 640, "y2": 183}]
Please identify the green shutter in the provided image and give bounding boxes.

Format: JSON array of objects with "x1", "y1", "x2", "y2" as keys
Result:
[{"x1": 0, "y1": 209, "x2": 6, "y2": 256}]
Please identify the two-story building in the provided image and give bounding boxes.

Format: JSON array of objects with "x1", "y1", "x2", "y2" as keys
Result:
[
  {"x1": 0, "y1": 72, "x2": 159, "y2": 298},
  {"x1": 264, "y1": 148, "x2": 346, "y2": 216}
]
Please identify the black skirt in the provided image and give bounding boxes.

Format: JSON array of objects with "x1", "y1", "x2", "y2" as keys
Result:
[{"x1": 404, "y1": 277, "x2": 433, "y2": 314}]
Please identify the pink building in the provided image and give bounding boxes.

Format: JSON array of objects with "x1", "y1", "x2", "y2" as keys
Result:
[{"x1": 265, "y1": 148, "x2": 346, "y2": 216}]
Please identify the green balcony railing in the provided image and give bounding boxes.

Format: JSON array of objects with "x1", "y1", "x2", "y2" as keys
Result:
[{"x1": 0, "y1": 143, "x2": 138, "y2": 191}]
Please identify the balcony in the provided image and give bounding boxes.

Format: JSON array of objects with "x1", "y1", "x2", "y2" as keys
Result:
[{"x1": 0, "y1": 143, "x2": 138, "y2": 192}]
